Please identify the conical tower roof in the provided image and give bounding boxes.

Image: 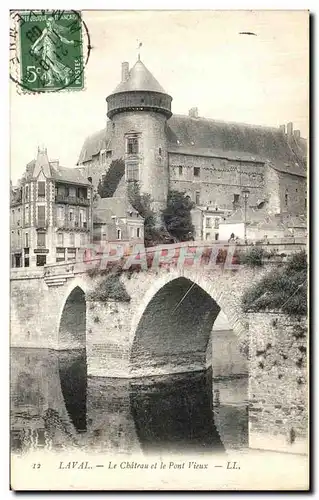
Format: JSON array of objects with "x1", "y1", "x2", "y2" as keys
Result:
[{"x1": 111, "y1": 59, "x2": 167, "y2": 95}]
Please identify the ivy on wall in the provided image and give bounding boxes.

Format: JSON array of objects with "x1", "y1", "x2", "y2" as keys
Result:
[{"x1": 241, "y1": 251, "x2": 307, "y2": 316}]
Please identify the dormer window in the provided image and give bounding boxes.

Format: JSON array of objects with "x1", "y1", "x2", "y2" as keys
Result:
[{"x1": 127, "y1": 136, "x2": 139, "y2": 155}]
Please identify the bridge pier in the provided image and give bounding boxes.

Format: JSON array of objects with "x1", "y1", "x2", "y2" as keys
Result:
[{"x1": 86, "y1": 299, "x2": 132, "y2": 378}]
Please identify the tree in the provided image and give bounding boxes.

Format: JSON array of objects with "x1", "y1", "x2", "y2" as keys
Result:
[
  {"x1": 127, "y1": 182, "x2": 164, "y2": 247},
  {"x1": 162, "y1": 190, "x2": 195, "y2": 242},
  {"x1": 97, "y1": 159, "x2": 125, "y2": 198}
]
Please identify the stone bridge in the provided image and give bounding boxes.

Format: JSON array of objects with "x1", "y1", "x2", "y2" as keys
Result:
[
  {"x1": 11, "y1": 244, "x2": 264, "y2": 378},
  {"x1": 10, "y1": 243, "x2": 307, "y2": 454}
]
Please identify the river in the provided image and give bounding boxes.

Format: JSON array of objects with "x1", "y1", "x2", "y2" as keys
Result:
[{"x1": 10, "y1": 347, "x2": 248, "y2": 455}]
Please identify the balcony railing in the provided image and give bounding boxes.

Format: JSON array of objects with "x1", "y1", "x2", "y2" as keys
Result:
[
  {"x1": 56, "y1": 220, "x2": 89, "y2": 231},
  {"x1": 55, "y1": 194, "x2": 90, "y2": 206}
]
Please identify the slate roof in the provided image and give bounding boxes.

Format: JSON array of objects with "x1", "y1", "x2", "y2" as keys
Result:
[
  {"x1": 77, "y1": 129, "x2": 109, "y2": 165},
  {"x1": 93, "y1": 197, "x2": 142, "y2": 224},
  {"x1": 222, "y1": 206, "x2": 281, "y2": 226},
  {"x1": 167, "y1": 115, "x2": 303, "y2": 169},
  {"x1": 110, "y1": 59, "x2": 167, "y2": 95},
  {"x1": 51, "y1": 165, "x2": 90, "y2": 185},
  {"x1": 22, "y1": 157, "x2": 90, "y2": 186},
  {"x1": 77, "y1": 115, "x2": 306, "y2": 177}
]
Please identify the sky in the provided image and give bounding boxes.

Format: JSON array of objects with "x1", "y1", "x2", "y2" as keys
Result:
[{"x1": 10, "y1": 10, "x2": 309, "y2": 184}]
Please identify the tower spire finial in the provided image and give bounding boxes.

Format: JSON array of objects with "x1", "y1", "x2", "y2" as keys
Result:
[{"x1": 137, "y1": 40, "x2": 142, "y2": 61}]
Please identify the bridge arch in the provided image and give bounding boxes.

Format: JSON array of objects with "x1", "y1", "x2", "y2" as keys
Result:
[
  {"x1": 58, "y1": 285, "x2": 87, "y2": 349},
  {"x1": 129, "y1": 268, "x2": 248, "y2": 377}
]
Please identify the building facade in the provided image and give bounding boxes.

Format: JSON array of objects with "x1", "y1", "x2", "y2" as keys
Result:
[
  {"x1": 93, "y1": 196, "x2": 144, "y2": 243},
  {"x1": 10, "y1": 148, "x2": 93, "y2": 268},
  {"x1": 77, "y1": 57, "x2": 307, "y2": 226}
]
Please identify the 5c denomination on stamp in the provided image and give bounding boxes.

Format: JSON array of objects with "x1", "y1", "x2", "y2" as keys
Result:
[{"x1": 10, "y1": 10, "x2": 91, "y2": 93}]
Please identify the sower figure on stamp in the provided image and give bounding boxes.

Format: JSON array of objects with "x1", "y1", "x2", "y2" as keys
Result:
[{"x1": 30, "y1": 17, "x2": 75, "y2": 87}]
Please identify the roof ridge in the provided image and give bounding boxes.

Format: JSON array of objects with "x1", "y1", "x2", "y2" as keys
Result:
[{"x1": 170, "y1": 113, "x2": 283, "y2": 132}]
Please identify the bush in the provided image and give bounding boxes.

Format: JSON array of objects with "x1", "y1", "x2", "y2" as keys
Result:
[
  {"x1": 240, "y1": 247, "x2": 266, "y2": 267},
  {"x1": 241, "y1": 251, "x2": 307, "y2": 316},
  {"x1": 88, "y1": 273, "x2": 131, "y2": 302}
]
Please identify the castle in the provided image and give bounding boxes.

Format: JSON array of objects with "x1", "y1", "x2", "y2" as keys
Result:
[
  {"x1": 78, "y1": 57, "x2": 307, "y2": 224},
  {"x1": 10, "y1": 56, "x2": 308, "y2": 268}
]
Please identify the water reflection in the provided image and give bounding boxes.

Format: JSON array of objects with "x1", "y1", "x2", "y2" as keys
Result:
[
  {"x1": 130, "y1": 370, "x2": 224, "y2": 454},
  {"x1": 10, "y1": 348, "x2": 248, "y2": 455}
]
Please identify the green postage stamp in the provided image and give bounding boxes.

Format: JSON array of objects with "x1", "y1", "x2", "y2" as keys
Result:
[{"x1": 10, "y1": 10, "x2": 87, "y2": 92}]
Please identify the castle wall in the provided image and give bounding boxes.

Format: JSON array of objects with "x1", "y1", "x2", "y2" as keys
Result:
[
  {"x1": 278, "y1": 171, "x2": 307, "y2": 215},
  {"x1": 168, "y1": 153, "x2": 265, "y2": 209}
]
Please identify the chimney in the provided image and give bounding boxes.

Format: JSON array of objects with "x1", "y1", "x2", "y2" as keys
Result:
[
  {"x1": 279, "y1": 124, "x2": 286, "y2": 134},
  {"x1": 121, "y1": 62, "x2": 129, "y2": 82},
  {"x1": 189, "y1": 107, "x2": 198, "y2": 118},
  {"x1": 287, "y1": 122, "x2": 293, "y2": 137},
  {"x1": 294, "y1": 129, "x2": 301, "y2": 140}
]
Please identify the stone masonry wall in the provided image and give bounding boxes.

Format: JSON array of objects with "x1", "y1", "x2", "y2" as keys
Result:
[
  {"x1": 169, "y1": 153, "x2": 265, "y2": 209},
  {"x1": 248, "y1": 312, "x2": 308, "y2": 454}
]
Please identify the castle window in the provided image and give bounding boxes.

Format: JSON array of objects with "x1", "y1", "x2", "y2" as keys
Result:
[
  {"x1": 195, "y1": 191, "x2": 200, "y2": 205},
  {"x1": 159, "y1": 147, "x2": 162, "y2": 156},
  {"x1": 206, "y1": 217, "x2": 211, "y2": 228},
  {"x1": 233, "y1": 194, "x2": 240, "y2": 204},
  {"x1": 25, "y1": 185, "x2": 29, "y2": 201},
  {"x1": 205, "y1": 232, "x2": 211, "y2": 240},
  {"x1": 69, "y1": 233, "x2": 75, "y2": 246},
  {"x1": 137, "y1": 227, "x2": 141, "y2": 238},
  {"x1": 178, "y1": 166, "x2": 183, "y2": 176},
  {"x1": 214, "y1": 218, "x2": 219, "y2": 229},
  {"x1": 285, "y1": 193, "x2": 288, "y2": 206},
  {"x1": 25, "y1": 233, "x2": 29, "y2": 248},
  {"x1": 194, "y1": 167, "x2": 200, "y2": 177},
  {"x1": 127, "y1": 136, "x2": 139, "y2": 155},
  {"x1": 215, "y1": 233, "x2": 219, "y2": 241},
  {"x1": 126, "y1": 161, "x2": 139, "y2": 182},
  {"x1": 117, "y1": 229, "x2": 122, "y2": 240},
  {"x1": 37, "y1": 181, "x2": 46, "y2": 198}
]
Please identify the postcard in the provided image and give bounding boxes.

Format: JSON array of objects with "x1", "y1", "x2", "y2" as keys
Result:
[{"x1": 10, "y1": 9, "x2": 309, "y2": 491}]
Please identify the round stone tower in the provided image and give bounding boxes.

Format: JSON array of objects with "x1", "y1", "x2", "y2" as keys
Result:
[{"x1": 106, "y1": 58, "x2": 172, "y2": 220}]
